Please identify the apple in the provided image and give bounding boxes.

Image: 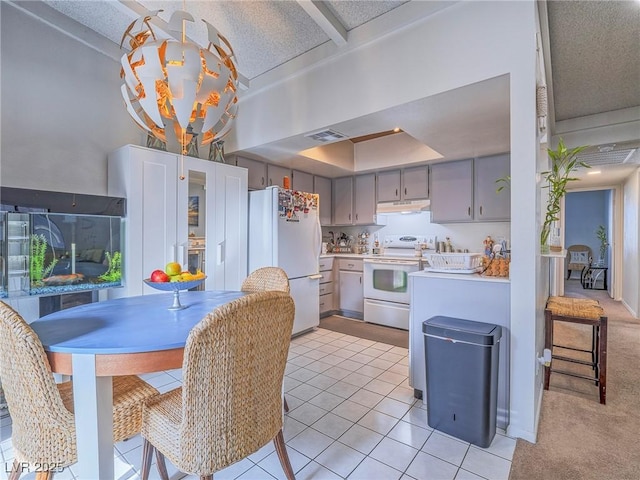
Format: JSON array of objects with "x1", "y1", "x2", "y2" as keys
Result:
[
  {"x1": 150, "y1": 269, "x2": 169, "y2": 282},
  {"x1": 165, "y1": 262, "x2": 182, "y2": 276}
]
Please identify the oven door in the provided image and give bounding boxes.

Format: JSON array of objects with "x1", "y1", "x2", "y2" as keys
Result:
[{"x1": 363, "y1": 259, "x2": 419, "y2": 304}]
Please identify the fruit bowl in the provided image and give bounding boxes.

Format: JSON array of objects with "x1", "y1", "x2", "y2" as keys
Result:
[{"x1": 143, "y1": 276, "x2": 206, "y2": 310}]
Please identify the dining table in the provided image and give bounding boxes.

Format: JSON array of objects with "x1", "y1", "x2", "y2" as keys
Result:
[{"x1": 30, "y1": 289, "x2": 248, "y2": 480}]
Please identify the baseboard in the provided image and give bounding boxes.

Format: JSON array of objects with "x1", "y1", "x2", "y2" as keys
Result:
[{"x1": 621, "y1": 299, "x2": 639, "y2": 319}]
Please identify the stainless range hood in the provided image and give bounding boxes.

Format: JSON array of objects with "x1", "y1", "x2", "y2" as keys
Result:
[{"x1": 376, "y1": 199, "x2": 430, "y2": 215}]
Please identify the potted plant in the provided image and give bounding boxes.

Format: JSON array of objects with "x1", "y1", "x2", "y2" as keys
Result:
[
  {"x1": 540, "y1": 139, "x2": 589, "y2": 253},
  {"x1": 596, "y1": 225, "x2": 608, "y2": 265}
]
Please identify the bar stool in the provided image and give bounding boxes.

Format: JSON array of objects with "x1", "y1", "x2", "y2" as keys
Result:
[{"x1": 544, "y1": 296, "x2": 607, "y2": 404}]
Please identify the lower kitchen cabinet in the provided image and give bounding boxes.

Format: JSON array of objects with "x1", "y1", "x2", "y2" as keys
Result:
[
  {"x1": 339, "y1": 258, "x2": 363, "y2": 318},
  {"x1": 319, "y1": 257, "x2": 334, "y2": 317}
]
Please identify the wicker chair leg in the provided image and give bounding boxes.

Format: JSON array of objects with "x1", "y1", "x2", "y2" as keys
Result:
[
  {"x1": 34, "y1": 472, "x2": 53, "y2": 480},
  {"x1": 273, "y1": 429, "x2": 295, "y2": 480},
  {"x1": 284, "y1": 395, "x2": 289, "y2": 413},
  {"x1": 8, "y1": 460, "x2": 21, "y2": 480},
  {"x1": 155, "y1": 449, "x2": 170, "y2": 480},
  {"x1": 141, "y1": 438, "x2": 154, "y2": 480}
]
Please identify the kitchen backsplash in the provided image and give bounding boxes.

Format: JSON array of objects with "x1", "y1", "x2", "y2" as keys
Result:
[{"x1": 322, "y1": 211, "x2": 510, "y2": 253}]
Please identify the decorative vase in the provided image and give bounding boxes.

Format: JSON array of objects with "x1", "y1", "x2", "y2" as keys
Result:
[
  {"x1": 549, "y1": 226, "x2": 562, "y2": 252},
  {"x1": 209, "y1": 141, "x2": 225, "y2": 163}
]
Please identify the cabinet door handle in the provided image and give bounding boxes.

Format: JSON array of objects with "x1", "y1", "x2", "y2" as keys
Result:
[
  {"x1": 349, "y1": 213, "x2": 351, "y2": 221},
  {"x1": 404, "y1": 187, "x2": 407, "y2": 196},
  {"x1": 396, "y1": 188, "x2": 398, "y2": 197},
  {"x1": 261, "y1": 176, "x2": 265, "y2": 186},
  {"x1": 359, "y1": 276, "x2": 362, "y2": 284},
  {"x1": 269, "y1": 178, "x2": 272, "y2": 186},
  {"x1": 468, "y1": 207, "x2": 471, "y2": 217},
  {"x1": 480, "y1": 205, "x2": 483, "y2": 215},
  {"x1": 355, "y1": 213, "x2": 358, "y2": 221}
]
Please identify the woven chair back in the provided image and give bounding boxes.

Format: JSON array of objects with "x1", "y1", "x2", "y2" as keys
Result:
[
  {"x1": 180, "y1": 291, "x2": 294, "y2": 472},
  {"x1": 241, "y1": 267, "x2": 290, "y2": 294},
  {"x1": 0, "y1": 302, "x2": 76, "y2": 465}
]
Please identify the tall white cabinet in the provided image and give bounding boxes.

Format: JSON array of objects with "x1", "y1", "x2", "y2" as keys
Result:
[{"x1": 107, "y1": 144, "x2": 248, "y2": 297}]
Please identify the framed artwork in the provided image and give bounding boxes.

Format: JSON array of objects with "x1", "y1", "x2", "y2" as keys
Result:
[{"x1": 188, "y1": 196, "x2": 199, "y2": 226}]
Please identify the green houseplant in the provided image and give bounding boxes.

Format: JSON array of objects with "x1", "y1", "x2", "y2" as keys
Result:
[
  {"x1": 596, "y1": 225, "x2": 608, "y2": 264},
  {"x1": 540, "y1": 139, "x2": 590, "y2": 253}
]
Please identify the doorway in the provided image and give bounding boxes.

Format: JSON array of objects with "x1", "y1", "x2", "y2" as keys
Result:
[{"x1": 564, "y1": 189, "x2": 614, "y2": 297}]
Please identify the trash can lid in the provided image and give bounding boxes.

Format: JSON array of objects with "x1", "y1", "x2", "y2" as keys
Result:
[{"x1": 422, "y1": 315, "x2": 502, "y2": 345}]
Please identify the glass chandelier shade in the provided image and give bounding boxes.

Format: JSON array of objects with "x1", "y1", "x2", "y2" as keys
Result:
[{"x1": 120, "y1": 10, "x2": 238, "y2": 154}]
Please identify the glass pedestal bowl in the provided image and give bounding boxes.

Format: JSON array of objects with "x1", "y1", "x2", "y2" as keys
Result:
[{"x1": 143, "y1": 277, "x2": 206, "y2": 310}]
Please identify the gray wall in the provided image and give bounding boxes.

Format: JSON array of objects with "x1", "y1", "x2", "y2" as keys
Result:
[
  {"x1": 565, "y1": 190, "x2": 610, "y2": 263},
  {"x1": 0, "y1": 2, "x2": 141, "y2": 195}
]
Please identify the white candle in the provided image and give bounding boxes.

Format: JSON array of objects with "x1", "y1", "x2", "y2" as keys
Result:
[{"x1": 71, "y1": 243, "x2": 76, "y2": 274}]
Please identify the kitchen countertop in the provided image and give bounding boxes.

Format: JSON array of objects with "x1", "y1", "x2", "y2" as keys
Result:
[{"x1": 409, "y1": 270, "x2": 510, "y2": 283}]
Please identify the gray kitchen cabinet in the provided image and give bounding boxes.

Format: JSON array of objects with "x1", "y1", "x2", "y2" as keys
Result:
[
  {"x1": 377, "y1": 166, "x2": 429, "y2": 202},
  {"x1": 474, "y1": 153, "x2": 510, "y2": 221},
  {"x1": 319, "y1": 257, "x2": 334, "y2": 317},
  {"x1": 267, "y1": 164, "x2": 291, "y2": 187},
  {"x1": 292, "y1": 169, "x2": 314, "y2": 193},
  {"x1": 403, "y1": 165, "x2": 429, "y2": 200},
  {"x1": 430, "y1": 155, "x2": 510, "y2": 223},
  {"x1": 314, "y1": 175, "x2": 332, "y2": 225},
  {"x1": 354, "y1": 173, "x2": 376, "y2": 225},
  {"x1": 333, "y1": 176, "x2": 353, "y2": 225},
  {"x1": 430, "y1": 159, "x2": 474, "y2": 223},
  {"x1": 338, "y1": 258, "x2": 363, "y2": 317},
  {"x1": 377, "y1": 170, "x2": 401, "y2": 202},
  {"x1": 235, "y1": 156, "x2": 266, "y2": 190}
]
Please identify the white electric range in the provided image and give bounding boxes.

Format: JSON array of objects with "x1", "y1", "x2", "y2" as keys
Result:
[{"x1": 363, "y1": 235, "x2": 436, "y2": 330}]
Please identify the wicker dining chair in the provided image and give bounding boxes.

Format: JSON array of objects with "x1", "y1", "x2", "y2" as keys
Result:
[
  {"x1": 241, "y1": 266, "x2": 290, "y2": 294},
  {"x1": 242, "y1": 266, "x2": 292, "y2": 412},
  {"x1": 0, "y1": 301, "x2": 159, "y2": 480},
  {"x1": 140, "y1": 291, "x2": 296, "y2": 480}
]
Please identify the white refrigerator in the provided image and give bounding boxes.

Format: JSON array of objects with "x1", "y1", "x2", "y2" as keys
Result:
[{"x1": 248, "y1": 186, "x2": 322, "y2": 335}]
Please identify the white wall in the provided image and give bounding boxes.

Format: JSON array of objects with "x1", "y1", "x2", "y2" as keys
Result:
[
  {"x1": 1, "y1": 1, "x2": 543, "y2": 441},
  {"x1": 622, "y1": 169, "x2": 640, "y2": 317},
  {"x1": 232, "y1": 1, "x2": 540, "y2": 440},
  {"x1": 324, "y1": 212, "x2": 511, "y2": 254},
  {"x1": 0, "y1": 2, "x2": 141, "y2": 194}
]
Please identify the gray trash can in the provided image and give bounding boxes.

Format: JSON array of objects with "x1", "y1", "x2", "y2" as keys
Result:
[{"x1": 423, "y1": 315, "x2": 502, "y2": 448}]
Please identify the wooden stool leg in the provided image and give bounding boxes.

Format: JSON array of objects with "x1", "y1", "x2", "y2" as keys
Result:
[
  {"x1": 599, "y1": 316, "x2": 608, "y2": 404},
  {"x1": 544, "y1": 309, "x2": 553, "y2": 390}
]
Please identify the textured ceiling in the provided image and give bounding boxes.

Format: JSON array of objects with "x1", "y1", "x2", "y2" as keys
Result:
[
  {"x1": 14, "y1": 0, "x2": 640, "y2": 185},
  {"x1": 43, "y1": 0, "x2": 409, "y2": 80},
  {"x1": 547, "y1": 0, "x2": 640, "y2": 122}
]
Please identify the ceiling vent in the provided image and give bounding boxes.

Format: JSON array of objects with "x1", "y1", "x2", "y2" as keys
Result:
[
  {"x1": 577, "y1": 148, "x2": 637, "y2": 167},
  {"x1": 305, "y1": 129, "x2": 347, "y2": 143}
]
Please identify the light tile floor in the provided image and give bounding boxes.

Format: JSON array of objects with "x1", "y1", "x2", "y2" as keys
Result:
[{"x1": 0, "y1": 327, "x2": 515, "y2": 480}]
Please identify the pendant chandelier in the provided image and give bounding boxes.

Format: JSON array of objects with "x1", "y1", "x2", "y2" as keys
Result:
[{"x1": 120, "y1": 10, "x2": 238, "y2": 155}]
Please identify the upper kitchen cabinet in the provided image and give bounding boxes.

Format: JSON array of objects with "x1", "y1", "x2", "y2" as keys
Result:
[
  {"x1": 377, "y1": 166, "x2": 429, "y2": 202},
  {"x1": 291, "y1": 170, "x2": 314, "y2": 193},
  {"x1": 333, "y1": 176, "x2": 353, "y2": 225},
  {"x1": 235, "y1": 156, "x2": 267, "y2": 190},
  {"x1": 354, "y1": 174, "x2": 376, "y2": 225},
  {"x1": 333, "y1": 174, "x2": 377, "y2": 226},
  {"x1": 314, "y1": 175, "x2": 332, "y2": 226},
  {"x1": 267, "y1": 164, "x2": 291, "y2": 188},
  {"x1": 430, "y1": 154, "x2": 510, "y2": 223},
  {"x1": 430, "y1": 159, "x2": 474, "y2": 222},
  {"x1": 403, "y1": 165, "x2": 430, "y2": 200},
  {"x1": 474, "y1": 153, "x2": 510, "y2": 221}
]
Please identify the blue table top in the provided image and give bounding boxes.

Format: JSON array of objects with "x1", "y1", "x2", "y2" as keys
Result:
[{"x1": 31, "y1": 291, "x2": 247, "y2": 355}]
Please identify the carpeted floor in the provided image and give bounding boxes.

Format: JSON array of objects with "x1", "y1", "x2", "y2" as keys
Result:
[
  {"x1": 509, "y1": 280, "x2": 640, "y2": 480},
  {"x1": 319, "y1": 315, "x2": 409, "y2": 348}
]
